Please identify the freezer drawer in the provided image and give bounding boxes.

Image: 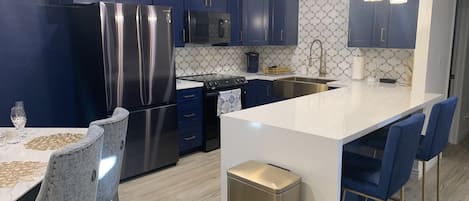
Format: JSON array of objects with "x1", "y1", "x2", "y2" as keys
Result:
[{"x1": 121, "y1": 104, "x2": 179, "y2": 180}]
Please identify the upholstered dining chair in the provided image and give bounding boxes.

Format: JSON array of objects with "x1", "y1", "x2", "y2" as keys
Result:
[
  {"x1": 90, "y1": 107, "x2": 130, "y2": 201},
  {"x1": 341, "y1": 113, "x2": 425, "y2": 201},
  {"x1": 35, "y1": 125, "x2": 104, "y2": 201},
  {"x1": 363, "y1": 97, "x2": 458, "y2": 201}
]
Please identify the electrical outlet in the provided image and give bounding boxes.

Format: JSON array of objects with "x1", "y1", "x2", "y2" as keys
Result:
[{"x1": 464, "y1": 113, "x2": 469, "y2": 120}]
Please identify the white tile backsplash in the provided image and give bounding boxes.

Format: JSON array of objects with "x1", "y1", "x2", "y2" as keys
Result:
[{"x1": 175, "y1": 0, "x2": 414, "y2": 84}]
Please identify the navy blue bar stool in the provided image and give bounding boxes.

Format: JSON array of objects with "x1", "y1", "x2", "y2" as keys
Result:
[
  {"x1": 362, "y1": 97, "x2": 458, "y2": 201},
  {"x1": 342, "y1": 113, "x2": 426, "y2": 201}
]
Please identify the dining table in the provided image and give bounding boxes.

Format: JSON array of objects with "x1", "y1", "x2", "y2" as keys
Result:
[{"x1": 0, "y1": 127, "x2": 87, "y2": 201}]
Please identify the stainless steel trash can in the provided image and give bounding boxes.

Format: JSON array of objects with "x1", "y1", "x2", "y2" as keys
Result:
[{"x1": 227, "y1": 161, "x2": 301, "y2": 201}]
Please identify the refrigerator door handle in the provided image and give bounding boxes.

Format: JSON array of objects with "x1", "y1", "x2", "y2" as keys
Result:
[{"x1": 136, "y1": 5, "x2": 147, "y2": 106}]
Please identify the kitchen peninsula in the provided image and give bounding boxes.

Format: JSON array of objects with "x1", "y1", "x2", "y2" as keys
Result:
[{"x1": 220, "y1": 80, "x2": 442, "y2": 201}]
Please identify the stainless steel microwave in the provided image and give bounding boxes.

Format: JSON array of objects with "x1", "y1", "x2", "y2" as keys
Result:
[{"x1": 185, "y1": 11, "x2": 231, "y2": 46}]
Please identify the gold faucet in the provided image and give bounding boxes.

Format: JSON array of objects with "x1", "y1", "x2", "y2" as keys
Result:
[{"x1": 308, "y1": 39, "x2": 327, "y2": 77}]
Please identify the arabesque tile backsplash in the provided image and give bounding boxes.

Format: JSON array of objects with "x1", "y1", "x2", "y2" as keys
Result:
[{"x1": 175, "y1": 0, "x2": 414, "y2": 84}]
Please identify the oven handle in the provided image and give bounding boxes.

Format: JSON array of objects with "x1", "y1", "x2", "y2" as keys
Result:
[{"x1": 206, "y1": 91, "x2": 220, "y2": 97}]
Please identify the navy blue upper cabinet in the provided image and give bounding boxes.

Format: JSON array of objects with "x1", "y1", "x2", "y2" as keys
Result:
[
  {"x1": 348, "y1": 0, "x2": 374, "y2": 47},
  {"x1": 184, "y1": 0, "x2": 227, "y2": 12},
  {"x1": 348, "y1": 0, "x2": 419, "y2": 49},
  {"x1": 269, "y1": 0, "x2": 298, "y2": 45},
  {"x1": 387, "y1": 0, "x2": 419, "y2": 49},
  {"x1": 151, "y1": 0, "x2": 185, "y2": 47},
  {"x1": 242, "y1": 0, "x2": 269, "y2": 45},
  {"x1": 229, "y1": 0, "x2": 242, "y2": 45},
  {"x1": 371, "y1": 1, "x2": 389, "y2": 48}
]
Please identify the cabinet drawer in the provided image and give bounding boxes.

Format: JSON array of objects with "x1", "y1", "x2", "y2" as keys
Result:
[
  {"x1": 179, "y1": 122, "x2": 203, "y2": 135},
  {"x1": 177, "y1": 88, "x2": 203, "y2": 104},
  {"x1": 179, "y1": 130, "x2": 203, "y2": 152},
  {"x1": 178, "y1": 103, "x2": 203, "y2": 123}
]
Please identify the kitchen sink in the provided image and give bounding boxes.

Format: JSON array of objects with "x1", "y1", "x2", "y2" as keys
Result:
[{"x1": 273, "y1": 77, "x2": 336, "y2": 99}]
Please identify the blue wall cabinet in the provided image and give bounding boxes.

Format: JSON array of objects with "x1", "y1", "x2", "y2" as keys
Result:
[
  {"x1": 229, "y1": 0, "x2": 243, "y2": 46},
  {"x1": 348, "y1": 0, "x2": 419, "y2": 49},
  {"x1": 242, "y1": 0, "x2": 269, "y2": 45},
  {"x1": 151, "y1": 0, "x2": 185, "y2": 47},
  {"x1": 269, "y1": 0, "x2": 298, "y2": 45},
  {"x1": 371, "y1": 1, "x2": 389, "y2": 48},
  {"x1": 184, "y1": 0, "x2": 226, "y2": 12},
  {"x1": 348, "y1": 0, "x2": 374, "y2": 47},
  {"x1": 176, "y1": 88, "x2": 204, "y2": 154},
  {"x1": 387, "y1": 0, "x2": 419, "y2": 49}
]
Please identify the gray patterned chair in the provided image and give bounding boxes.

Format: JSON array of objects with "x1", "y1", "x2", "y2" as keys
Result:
[
  {"x1": 90, "y1": 107, "x2": 130, "y2": 201},
  {"x1": 35, "y1": 125, "x2": 104, "y2": 201}
]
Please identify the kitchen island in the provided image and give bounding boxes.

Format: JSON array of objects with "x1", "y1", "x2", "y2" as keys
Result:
[{"x1": 220, "y1": 80, "x2": 442, "y2": 201}]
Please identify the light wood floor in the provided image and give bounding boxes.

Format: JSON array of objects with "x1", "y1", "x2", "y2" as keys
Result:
[{"x1": 119, "y1": 137, "x2": 469, "y2": 201}]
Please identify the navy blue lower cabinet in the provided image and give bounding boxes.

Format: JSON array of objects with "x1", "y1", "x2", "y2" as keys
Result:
[
  {"x1": 176, "y1": 88, "x2": 204, "y2": 154},
  {"x1": 246, "y1": 80, "x2": 282, "y2": 108}
]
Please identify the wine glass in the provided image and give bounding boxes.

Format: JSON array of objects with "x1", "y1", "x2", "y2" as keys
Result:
[{"x1": 10, "y1": 105, "x2": 27, "y2": 140}]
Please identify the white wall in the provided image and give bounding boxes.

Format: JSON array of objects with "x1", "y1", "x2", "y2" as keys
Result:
[
  {"x1": 412, "y1": 0, "x2": 457, "y2": 143},
  {"x1": 413, "y1": 0, "x2": 457, "y2": 96}
]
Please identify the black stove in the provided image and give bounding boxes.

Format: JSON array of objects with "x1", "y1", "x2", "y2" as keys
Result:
[{"x1": 179, "y1": 74, "x2": 247, "y2": 91}]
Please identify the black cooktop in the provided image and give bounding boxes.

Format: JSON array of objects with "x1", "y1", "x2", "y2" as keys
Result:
[
  {"x1": 179, "y1": 74, "x2": 247, "y2": 90},
  {"x1": 179, "y1": 74, "x2": 244, "y2": 82}
]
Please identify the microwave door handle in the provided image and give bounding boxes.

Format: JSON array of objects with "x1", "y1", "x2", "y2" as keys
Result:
[{"x1": 218, "y1": 19, "x2": 225, "y2": 38}]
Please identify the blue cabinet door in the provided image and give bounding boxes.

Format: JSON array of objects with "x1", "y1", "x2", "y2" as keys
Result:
[
  {"x1": 372, "y1": 1, "x2": 389, "y2": 48},
  {"x1": 185, "y1": 0, "x2": 226, "y2": 12},
  {"x1": 270, "y1": 0, "x2": 298, "y2": 45},
  {"x1": 172, "y1": 0, "x2": 185, "y2": 47},
  {"x1": 152, "y1": 0, "x2": 185, "y2": 47},
  {"x1": 210, "y1": 0, "x2": 226, "y2": 12},
  {"x1": 242, "y1": 0, "x2": 269, "y2": 45},
  {"x1": 229, "y1": 0, "x2": 243, "y2": 46},
  {"x1": 387, "y1": 0, "x2": 419, "y2": 49},
  {"x1": 246, "y1": 80, "x2": 282, "y2": 108},
  {"x1": 184, "y1": 0, "x2": 209, "y2": 11},
  {"x1": 348, "y1": 0, "x2": 374, "y2": 47}
]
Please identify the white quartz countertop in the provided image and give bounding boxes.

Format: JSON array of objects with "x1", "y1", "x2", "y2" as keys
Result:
[
  {"x1": 176, "y1": 79, "x2": 203, "y2": 90},
  {"x1": 222, "y1": 80, "x2": 442, "y2": 144}
]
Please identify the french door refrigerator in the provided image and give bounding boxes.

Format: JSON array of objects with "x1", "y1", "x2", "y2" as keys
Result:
[{"x1": 99, "y1": 2, "x2": 178, "y2": 180}]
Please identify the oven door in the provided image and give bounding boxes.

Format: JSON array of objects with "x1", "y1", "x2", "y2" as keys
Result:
[{"x1": 203, "y1": 86, "x2": 245, "y2": 152}]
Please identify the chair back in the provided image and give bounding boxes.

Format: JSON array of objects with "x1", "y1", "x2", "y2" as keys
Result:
[
  {"x1": 90, "y1": 107, "x2": 130, "y2": 201},
  {"x1": 419, "y1": 97, "x2": 458, "y2": 160},
  {"x1": 379, "y1": 113, "x2": 425, "y2": 198},
  {"x1": 36, "y1": 125, "x2": 104, "y2": 201}
]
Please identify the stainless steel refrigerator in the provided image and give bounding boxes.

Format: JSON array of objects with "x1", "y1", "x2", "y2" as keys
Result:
[{"x1": 99, "y1": 2, "x2": 178, "y2": 180}]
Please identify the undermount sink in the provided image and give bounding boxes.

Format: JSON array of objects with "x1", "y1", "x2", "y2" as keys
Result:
[
  {"x1": 277, "y1": 76, "x2": 336, "y2": 84},
  {"x1": 273, "y1": 77, "x2": 336, "y2": 99}
]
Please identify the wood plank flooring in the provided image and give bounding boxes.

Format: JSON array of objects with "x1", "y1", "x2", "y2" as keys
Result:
[{"x1": 119, "y1": 137, "x2": 469, "y2": 201}]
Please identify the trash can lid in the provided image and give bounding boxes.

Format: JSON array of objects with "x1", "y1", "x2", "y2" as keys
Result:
[{"x1": 227, "y1": 161, "x2": 301, "y2": 194}]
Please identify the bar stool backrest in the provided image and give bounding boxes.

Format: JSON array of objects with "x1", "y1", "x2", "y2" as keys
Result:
[
  {"x1": 379, "y1": 113, "x2": 425, "y2": 198},
  {"x1": 419, "y1": 97, "x2": 458, "y2": 161}
]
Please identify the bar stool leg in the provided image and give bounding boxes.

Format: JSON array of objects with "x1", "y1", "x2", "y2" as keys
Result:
[
  {"x1": 400, "y1": 187, "x2": 405, "y2": 201},
  {"x1": 341, "y1": 189, "x2": 346, "y2": 201},
  {"x1": 437, "y1": 155, "x2": 441, "y2": 201},
  {"x1": 422, "y1": 161, "x2": 426, "y2": 201}
]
